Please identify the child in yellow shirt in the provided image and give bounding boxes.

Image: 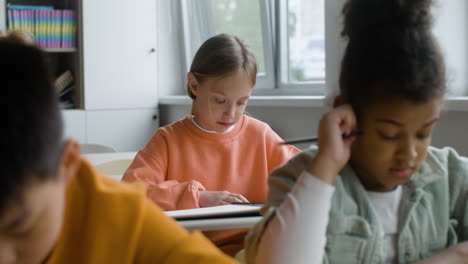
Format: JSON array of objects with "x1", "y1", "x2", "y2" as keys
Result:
[{"x1": 0, "y1": 32, "x2": 236, "y2": 264}]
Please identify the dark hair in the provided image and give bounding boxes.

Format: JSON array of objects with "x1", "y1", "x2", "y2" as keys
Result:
[
  {"x1": 0, "y1": 32, "x2": 63, "y2": 212},
  {"x1": 187, "y1": 33, "x2": 257, "y2": 100},
  {"x1": 339, "y1": 0, "x2": 446, "y2": 113}
]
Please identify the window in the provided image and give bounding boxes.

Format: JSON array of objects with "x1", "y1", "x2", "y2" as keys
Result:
[
  {"x1": 432, "y1": 0, "x2": 468, "y2": 96},
  {"x1": 324, "y1": 0, "x2": 468, "y2": 98},
  {"x1": 181, "y1": 0, "x2": 325, "y2": 94},
  {"x1": 289, "y1": 4, "x2": 325, "y2": 83},
  {"x1": 180, "y1": 0, "x2": 467, "y2": 97},
  {"x1": 279, "y1": 0, "x2": 325, "y2": 89}
]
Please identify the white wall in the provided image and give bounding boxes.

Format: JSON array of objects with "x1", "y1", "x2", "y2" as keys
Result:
[
  {"x1": 432, "y1": 0, "x2": 468, "y2": 96},
  {"x1": 324, "y1": 0, "x2": 468, "y2": 96},
  {"x1": 157, "y1": 0, "x2": 186, "y2": 96}
]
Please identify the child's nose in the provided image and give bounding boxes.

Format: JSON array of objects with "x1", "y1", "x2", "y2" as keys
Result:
[
  {"x1": 223, "y1": 105, "x2": 236, "y2": 119},
  {"x1": 397, "y1": 140, "x2": 418, "y2": 160}
]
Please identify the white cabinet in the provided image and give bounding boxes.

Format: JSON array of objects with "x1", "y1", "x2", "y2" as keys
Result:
[
  {"x1": 86, "y1": 108, "x2": 158, "y2": 152},
  {"x1": 82, "y1": 0, "x2": 158, "y2": 110},
  {"x1": 63, "y1": 108, "x2": 159, "y2": 152},
  {"x1": 0, "y1": 1, "x2": 5, "y2": 31},
  {"x1": 62, "y1": 0, "x2": 159, "y2": 151},
  {"x1": 62, "y1": 110, "x2": 86, "y2": 143}
]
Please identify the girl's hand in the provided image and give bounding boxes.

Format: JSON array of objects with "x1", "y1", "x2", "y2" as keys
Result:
[
  {"x1": 199, "y1": 191, "x2": 250, "y2": 207},
  {"x1": 308, "y1": 104, "x2": 358, "y2": 184}
]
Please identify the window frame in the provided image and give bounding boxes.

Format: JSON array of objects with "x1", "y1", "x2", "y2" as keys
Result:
[
  {"x1": 276, "y1": 0, "x2": 325, "y2": 94},
  {"x1": 180, "y1": 0, "x2": 326, "y2": 94},
  {"x1": 179, "y1": 0, "x2": 468, "y2": 98},
  {"x1": 180, "y1": 0, "x2": 276, "y2": 90}
]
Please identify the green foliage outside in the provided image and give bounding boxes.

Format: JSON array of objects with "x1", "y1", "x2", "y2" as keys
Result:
[{"x1": 211, "y1": 0, "x2": 265, "y2": 73}]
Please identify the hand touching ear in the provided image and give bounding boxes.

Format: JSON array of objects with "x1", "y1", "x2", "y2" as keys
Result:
[{"x1": 307, "y1": 104, "x2": 358, "y2": 184}]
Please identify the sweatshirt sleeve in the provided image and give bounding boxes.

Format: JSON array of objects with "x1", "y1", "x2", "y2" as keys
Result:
[
  {"x1": 254, "y1": 171, "x2": 334, "y2": 264},
  {"x1": 122, "y1": 131, "x2": 206, "y2": 210},
  {"x1": 245, "y1": 149, "x2": 334, "y2": 264},
  {"x1": 440, "y1": 147, "x2": 468, "y2": 241},
  {"x1": 264, "y1": 125, "x2": 301, "y2": 173},
  {"x1": 135, "y1": 199, "x2": 238, "y2": 264}
]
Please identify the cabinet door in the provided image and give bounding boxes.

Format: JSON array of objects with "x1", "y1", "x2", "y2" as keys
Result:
[
  {"x1": 86, "y1": 108, "x2": 159, "y2": 152},
  {"x1": 82, "y1": 0, "x2": 158, "y2": 109},
  {"x1": 62, "y1": 110, "x2": 87, "y2": 143},
  {"x1": 0, "y1": 1, "x2": 6, "y2": 32}
]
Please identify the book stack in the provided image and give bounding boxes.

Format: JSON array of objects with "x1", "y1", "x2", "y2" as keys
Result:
[
  {"x1": 7, "y1": 4, "x2": 77, "y2": 49},
  {"x1": 55, "y1": 70, "x2": 75, "y2": 109}
]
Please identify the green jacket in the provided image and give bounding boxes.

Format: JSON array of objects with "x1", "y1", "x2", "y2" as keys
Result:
[{"x1": 246, "y1": 146, "x2": 468, "y2": 264}]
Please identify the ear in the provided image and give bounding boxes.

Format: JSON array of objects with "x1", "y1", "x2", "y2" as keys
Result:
[
  {"x1": 332, "y1": 95, "x2": 346, "y2": 108},
  {"x1": 187, "y1": 72, "x2": 200, "y2": 97},
  {"x1": 58, "y1": 139, "x2": 81, "y2": 184}
]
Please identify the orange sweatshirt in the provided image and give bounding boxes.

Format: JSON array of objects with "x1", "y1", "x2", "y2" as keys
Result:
[
  {"x1": 46, "y1": 159, "x2": 236, "y2": 264},
  {"x1": 122, "y1": 115, "x2": 300, "y2": 254}
]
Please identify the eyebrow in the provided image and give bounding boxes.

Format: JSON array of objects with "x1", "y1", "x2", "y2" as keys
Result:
[
  {"x1": 212, "y1": 92, "x2": 250, "y2": 101},
  {"x1": 376, "y1": 118, "x2": 439, "y2": 127},
  {"x1": 0, "y1": 210, "x2": 29, "y2": 232}
]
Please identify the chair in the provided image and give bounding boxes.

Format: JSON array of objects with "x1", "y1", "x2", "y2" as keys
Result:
[
  {"x1": 94, "y1": 159, "x2": 134, "y2": 180},
  {"x1": 80, "y1": 143, "x2": 117, "y2": 154},
  {"x1": 82, "y1": 151, "x2": 137, "y2": 181}
]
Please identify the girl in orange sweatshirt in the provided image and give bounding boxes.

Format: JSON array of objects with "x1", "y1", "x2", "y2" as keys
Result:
[{"x1": 123, "y1": 34, "x2": 300, "y2": 256}]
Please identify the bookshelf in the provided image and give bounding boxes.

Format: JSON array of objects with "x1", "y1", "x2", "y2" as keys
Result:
[
  {"x1": 1, "y1": 0, "x2": 159, "y2": 151},
  {"x1": 1, "y1": 0, "x2": 82, "y2": 109}
]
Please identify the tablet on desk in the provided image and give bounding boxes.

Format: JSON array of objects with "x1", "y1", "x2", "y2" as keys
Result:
[
  {"x1": 164, "y1": 204, "x2": 264, "y2": 231},
  {"x1": 165, "y1": 204, "x2": 263, "y2": 220}
]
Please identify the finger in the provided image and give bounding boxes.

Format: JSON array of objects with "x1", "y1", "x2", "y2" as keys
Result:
[
  {"x1": 343, "y1": 135, "x2": 358, "y2": 149},
  {"x1": 233, "y1": 194, "x2": 250, "y2": 203},
  {"x1": 220, "y1": 191, "x2": 232, "y2": 198},
  {"x1": 338, "y1": 107, "x2": 357, "y2": 135},
  {"x1": 318, "y1": 112, "x2": 349, "y2": 145},
  {"x1": 224, "y1": 196, "x2": 245, "y2": 204}
]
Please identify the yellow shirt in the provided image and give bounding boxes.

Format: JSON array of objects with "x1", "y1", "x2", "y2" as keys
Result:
[{"x1": 47, "y1": 159, "x2": 237, "y2": 263}]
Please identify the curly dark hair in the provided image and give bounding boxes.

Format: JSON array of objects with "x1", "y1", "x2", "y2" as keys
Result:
[{"x1": 339, "y1": 0, "x2": 446, "y2": 113}]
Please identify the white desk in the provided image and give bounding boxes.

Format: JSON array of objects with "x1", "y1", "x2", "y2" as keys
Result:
[
  {"x1": 177, "y1": 216, "x2": 262, "y2": 231},
  {"x1": 165, "y1": 204, "x2": 263, "y2": 231},
  {"x1": 83, "y1": 153, "x2": 263, "y2": 231},
  {"x1": 82, "y1": 152, "x2": 137, "y2": 181}
]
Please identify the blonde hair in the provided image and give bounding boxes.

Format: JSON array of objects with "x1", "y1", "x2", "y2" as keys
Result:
[{"x1": 187, "y1": 34, "x2": 257, "y2": 114}]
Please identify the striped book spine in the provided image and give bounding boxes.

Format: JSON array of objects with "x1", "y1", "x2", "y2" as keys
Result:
[
  {"x1": 7, "y1": 6, "x2": 77, "y2": 50},
  {"x1": 62, "y1": 10, "x2": 76, "y2": 48}
]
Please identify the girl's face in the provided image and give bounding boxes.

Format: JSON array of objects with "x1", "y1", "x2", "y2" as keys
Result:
[
  {"x1": 188, "y1": 69, "x2": 253, "y2": 133},
  {"x1": 350, "y1": 97, "x2": 442, "y2": 192}
]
